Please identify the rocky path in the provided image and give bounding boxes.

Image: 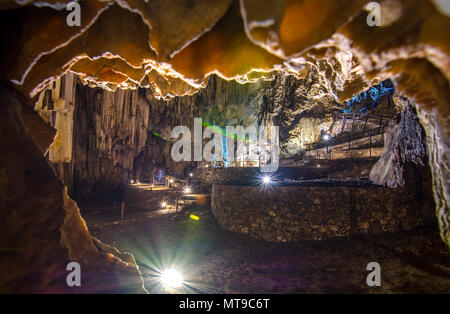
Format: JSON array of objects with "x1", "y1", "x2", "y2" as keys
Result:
[{"x1": 84, "y1": 200, "x2": 450, "y2": 294}]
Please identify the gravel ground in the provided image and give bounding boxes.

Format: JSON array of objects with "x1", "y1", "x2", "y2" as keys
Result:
[{"x1": 83, "y1": 200, "x2": 450, "y2": 294}]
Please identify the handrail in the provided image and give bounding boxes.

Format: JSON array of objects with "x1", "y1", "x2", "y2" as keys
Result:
[{"x1": 305, "y1": 126, "x2": 387, "y2": 152}]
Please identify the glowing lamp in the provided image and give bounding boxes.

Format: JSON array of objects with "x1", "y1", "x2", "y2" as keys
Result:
[
  {"x1": 161, "y1": 202, "x2": 167, "y2": 208},
  {"x1": 263, "y1": 176, "x2": 271, "y2": 184},
  {"x1": 323, "y1": 134, "x2": 331, "y2": 141},
  {"x1": 184, "y1": 187, "x2": 191, "y2": 194},
  {"x1": 160, "y1": 268, "x2": 183, "y2": 288}
]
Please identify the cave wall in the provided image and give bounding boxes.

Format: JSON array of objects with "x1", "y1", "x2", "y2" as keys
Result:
[
  {"x1": 417, "y1": 108, "x2": 450, "y2": 246},
  {"x1": 40, "y1": 69, "x2": 348, "y2": 200},
  {"x1": 138, "y1": 67, "x2": 345, "y2": 177},
  {"x1": 0, "y1": 0, "x2": 448, "y2": 294},
  {"x1": 370, "y1": 97, "x2": 437, "y2": 227},
  {"x1": 42, "y1": 68, "x2": 401, "y2": 202},
  {"x1": 72, "y1": 78, "x2": 150, "y2": 200},
  {"x1": 35, "y1": 72, "x2": 76, "y2": 193},
  {"x1": 0, "y1": 83, "x2": 146, "y2": 293},
  {"x1": 370, "y1": 97, "x2": 429, "y2": 189}
]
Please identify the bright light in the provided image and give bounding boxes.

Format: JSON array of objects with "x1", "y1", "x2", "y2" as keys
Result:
[
  {"x1": 160, "y1": 268, "x2": 183, "y2": 288},
  {"x1": 263, "y1": 176, "x2": 271, "y2": 184},
  {"x1": 323, "y1": 134, "x2": 331, "y2": 141},
  {"x1": 169, "y1": 179, "x2": 174, "y2": 183},
  {"x1": 189, "y1": 173, "x2": 193, "y2": 177},
  {"x1": 161, "y1": 202, "x2": 167, "y2": 208},
  {"x1": 184, "y1": 187, "x2": 191, "y2": 194}
]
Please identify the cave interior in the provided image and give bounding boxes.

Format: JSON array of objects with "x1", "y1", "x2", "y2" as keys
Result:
[{"x1": 0, "y1": 0, "x2": 449, "y2": 294}]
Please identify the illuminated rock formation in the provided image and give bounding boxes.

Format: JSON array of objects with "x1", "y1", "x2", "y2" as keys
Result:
[{"x1": 0, "y1": 83, "x2": 146, "y2": 293}]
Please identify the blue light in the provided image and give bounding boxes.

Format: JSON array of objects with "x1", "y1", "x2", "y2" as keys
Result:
[
  {"x1": 342, "y1": 80, "x2": 394, "y2": 114},
  {"x1": 222, "y1": 127, "x2": 229, "y2": 168}
]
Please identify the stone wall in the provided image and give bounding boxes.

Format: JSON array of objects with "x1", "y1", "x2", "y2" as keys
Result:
[{"x1": 211, "y1": 184, "x2": 426, "y2": 242}]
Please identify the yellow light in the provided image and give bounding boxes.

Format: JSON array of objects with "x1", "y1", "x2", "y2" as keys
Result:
[
  {"x1": 189, "y1": 214, "x2": 199, "y2": 221},
  {"x1": 169, "y1": 179, "x2": 174, "y2": 183},
  {"x1": 161, "y1": 202, "x2": 167, "y2": 208},
  {"x1": 160, "y1": 268, "x2": 183, "y2": 288}
]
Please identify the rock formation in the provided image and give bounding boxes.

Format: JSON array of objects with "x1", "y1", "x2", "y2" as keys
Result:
[
  {"x1": 0, "y1": 83, "x2": 146, "y2": 293},
  {"x1": 370, "y1": 98, "x2": 428, "y2": 189},
  {"x1": 39, "y1": 68, "x2": 355, "y2": 199}
]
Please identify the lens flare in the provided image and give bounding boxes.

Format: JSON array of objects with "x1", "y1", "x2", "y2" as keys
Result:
[{"x1": 160, "y1": 268, "x2": 183, "y2": 288}]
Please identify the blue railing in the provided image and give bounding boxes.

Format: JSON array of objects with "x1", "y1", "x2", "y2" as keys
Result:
[{"x1": 343, "y1": 80, "x2": 394, "y2": 114}]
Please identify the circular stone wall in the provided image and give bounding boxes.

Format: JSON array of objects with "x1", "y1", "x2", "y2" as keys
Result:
[{"x1": 211, "y1": 184, "x2": 423, "y2": 241}]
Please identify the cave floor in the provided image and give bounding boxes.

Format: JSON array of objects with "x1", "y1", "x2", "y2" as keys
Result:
[{"x1": 82, "y1": 200, "x2": 450, "y2": 294}]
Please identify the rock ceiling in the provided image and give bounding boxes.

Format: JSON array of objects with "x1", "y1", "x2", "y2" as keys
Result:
[
  {"x1": 2, "y1": 0, "x2": 448, "y2": 169},
  {"x1": 0, "y1": 0, "x2": 448, "y2": 109}
]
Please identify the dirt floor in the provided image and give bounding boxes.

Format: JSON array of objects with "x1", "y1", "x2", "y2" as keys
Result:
[{"x1": 82, "y1": 198, "x2": 450, "y2": 294}]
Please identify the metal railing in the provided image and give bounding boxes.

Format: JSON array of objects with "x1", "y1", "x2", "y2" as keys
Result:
[{"x1": 305, "y1": 112, "x2": 392, "y2": 153}]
